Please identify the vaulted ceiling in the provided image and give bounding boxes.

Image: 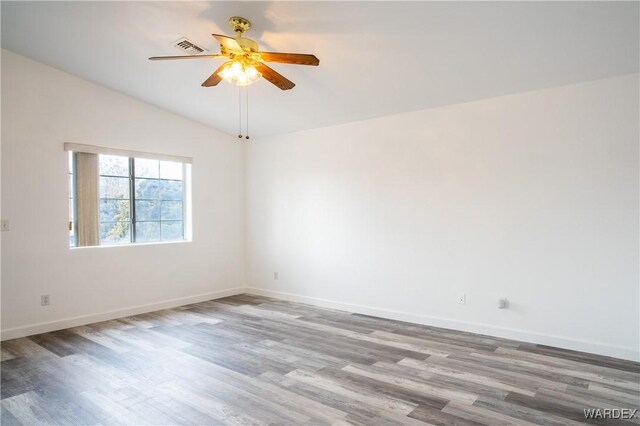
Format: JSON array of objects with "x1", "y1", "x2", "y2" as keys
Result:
[{"x1": 2, "y1": 1, "x2": 638, "y2": 137}]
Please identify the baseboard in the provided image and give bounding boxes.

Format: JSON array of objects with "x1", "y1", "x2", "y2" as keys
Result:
[
  {"x1": 245, "y1": 287, "x2": 639, "y2": 362},
  {"x1": 0, "y1": 287, "x2": 245, "y2": 341}
]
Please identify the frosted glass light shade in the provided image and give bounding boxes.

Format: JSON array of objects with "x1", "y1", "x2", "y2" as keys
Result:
[{"x1": 218, "y1": 61, "x2": 262, "y2": 86}]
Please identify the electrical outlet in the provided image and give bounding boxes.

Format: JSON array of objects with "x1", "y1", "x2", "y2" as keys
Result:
[
  {"x1": 41, "y1": 295, "x2": 50, "y2": 306},
  {"x1": 1, "y1": 220, "x2": 9, "y2": 231},
  {"x1": 457, "y1": 293, "x2": 466, "y2": 305},
  {"x1": 274, "y1": 272, "x2": 279, "y2": 280}
]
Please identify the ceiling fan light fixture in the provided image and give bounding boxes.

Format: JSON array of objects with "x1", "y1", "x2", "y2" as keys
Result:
[
  {"x1": 150, "y1": 15, "x2": 318, "y2": 92},
  {"x1": 218, "y1": 60, "x2": 262, "y2": 87}
]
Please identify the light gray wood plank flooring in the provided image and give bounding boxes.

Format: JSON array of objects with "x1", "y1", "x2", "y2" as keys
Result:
[{"x1": 1, "y1": 294, "x2": 638, "y2": 425}]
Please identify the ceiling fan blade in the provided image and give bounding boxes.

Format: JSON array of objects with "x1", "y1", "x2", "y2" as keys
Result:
[
  {"x1": 256, "y1": 63, "x2": 295, "y2": 90},
  {"x1": 259, "y1": 52, "x2": 319, "y2": 66},
  {"x1": 149, "y1": 54, "x2": 224, "y2": 61},
  {"x1": 212, "y1": 34, "x2": 242, "y2": 52},
  {"x1": 201, "y1": 64, "x2": 228, "y2": 87}
]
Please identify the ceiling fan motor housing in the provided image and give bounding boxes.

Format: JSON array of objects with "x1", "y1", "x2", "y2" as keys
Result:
[{"x1": 236, "y1": 37, "x2": 258, "y2": 52}]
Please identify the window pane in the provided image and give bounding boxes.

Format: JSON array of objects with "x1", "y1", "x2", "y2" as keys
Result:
[
  {"x1": 100, "y1": 222, "x2": 131, "y2": 245},
  {"x1": 160, "y1": 161, "x2": 183, "y2": 180},
  {"x1": 99, "y1": 155, "x2": 129, "y2": 177},
  {"x1": 69, "y1": 174, "x2": 74, "y2": 197},
  {"x1": 161, "y1": 201, "x2": 183, "y2": 221},
  {"x1": 100, "y1": 177, "x2": 130, "y2": 199},
  {"x1": 135, "y1": 158, "x2": 159, "y2": 179},
  {"x1": 159, "y1": 180, "x2": 183, "y2": 201},
  {"x1": 136, "y1": 222, "x2": 160, "y2": 243},
  {"x1": 161, "y1": 221, "x2": 183, "y2": 241},
  {"x1": 68, "y1": 152, "x2": 74, "y2": 174},
  {"x1": 69, "y1": 199, "x2": 74, "y2": 221},
  {"x1": 135, "y1": 178, "x2": 161, "y2": 200},
  {"x1": 100, "y1": 199, "x2": 130, "y2": 223},
  {"x1": 135, "y1": 200, "x2": 160, "y2": 221}
]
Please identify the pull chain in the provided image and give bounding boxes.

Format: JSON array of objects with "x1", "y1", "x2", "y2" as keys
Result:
[
  {"x1": 237, "y1": 86, "x2": 251, "y2": 141},
  {"x1": 245, "y1": 87, "x2": 250, "y2": 140},
  {"x1": 237, "y1": 86, "x2": 243, "y2": 139}
]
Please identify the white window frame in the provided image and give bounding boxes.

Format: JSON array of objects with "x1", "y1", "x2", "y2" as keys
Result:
[{"x1": 66, "y1": 143, "x2": 192, "y2": 248}]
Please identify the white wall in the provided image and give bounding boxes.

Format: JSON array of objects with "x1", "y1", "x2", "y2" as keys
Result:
[
  {"x1": 1, "y1": 50, "x2": 245, "y2": 339},
  {"x1": 246, "y1": 74, "x2": 640, "y2": 361},
  {"x1": 2, "y1": 48, "x2": 638, "y2": 362}
]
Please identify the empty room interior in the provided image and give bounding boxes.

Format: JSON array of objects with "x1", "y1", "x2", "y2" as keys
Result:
[{"x1": 1, "y1": 1, "x2": 639, "y2": 425}]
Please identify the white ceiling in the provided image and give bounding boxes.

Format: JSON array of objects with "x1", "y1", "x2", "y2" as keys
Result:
[{"x1": 2, "y1": 1, "x2": 638, "y2": 137}]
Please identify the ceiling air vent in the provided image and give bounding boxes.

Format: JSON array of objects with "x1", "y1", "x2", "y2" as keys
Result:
[{"x1": 172, "y1": 37, "x2": 208, "y2": 55}]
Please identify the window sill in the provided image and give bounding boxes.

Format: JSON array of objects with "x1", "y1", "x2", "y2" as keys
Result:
[{"x1": 70, "y1": 240, "x2": 192, "y2": 250}]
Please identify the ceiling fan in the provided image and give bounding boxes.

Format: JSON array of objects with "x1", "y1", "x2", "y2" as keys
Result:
[{"x1": 149, "y1": 16, "x2": 319, "y2": 90}]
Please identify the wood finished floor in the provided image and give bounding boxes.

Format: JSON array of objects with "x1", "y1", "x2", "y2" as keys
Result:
[{"x1": 1, "y1": 294, "x2": 639, "y2": 426}]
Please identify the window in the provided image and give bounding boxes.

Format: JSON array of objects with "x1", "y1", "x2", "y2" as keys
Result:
[{"x1": 67, "y1": 144, "x2": 191, "y2": 247}]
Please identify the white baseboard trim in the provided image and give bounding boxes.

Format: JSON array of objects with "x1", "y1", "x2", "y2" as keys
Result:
[
  {"x1": 245, "y1": 287, "x2": 639, "y2": 362},
  {"x1": 1, "y1": 287, "x2": 245, "y2": 341}
]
